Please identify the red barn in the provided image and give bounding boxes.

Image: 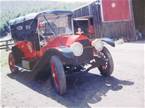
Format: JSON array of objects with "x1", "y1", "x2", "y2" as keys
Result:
[
  {"x1": 73, "y1": 0, "x2": 145, "y2": 41},
  {"x1": 102, "y1": 0, "x2": 130, "y2": 21}
]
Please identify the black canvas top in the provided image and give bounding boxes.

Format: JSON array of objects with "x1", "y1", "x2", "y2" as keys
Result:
[{"x1": 9, "y1": 10, "x2": 72, "y2": 25}]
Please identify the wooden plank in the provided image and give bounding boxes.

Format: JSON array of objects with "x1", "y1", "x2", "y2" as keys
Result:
[
  {"x1": 90, "y1": 4, "x2": 102, "y2": 38},
  {"x1": 102, "y1": 21, "x2": 136, "y2": 41},
  {"x1": 72, "y1": 1, "x2": 136, "y2": 41}
]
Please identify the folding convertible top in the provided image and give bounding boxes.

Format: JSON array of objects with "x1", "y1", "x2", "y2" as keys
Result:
[{"x1": 9, "y1": 10, "x2": 72, "y2": 25}]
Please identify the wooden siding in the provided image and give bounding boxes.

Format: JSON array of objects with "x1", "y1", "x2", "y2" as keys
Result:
[
  {"x1": 73, "y1": 1, "x2": 136, "y2": 41},
  {"x1": 102, "y1": 21, "x2": 135, "y2": 41},
  {"x1": 73, "y1": 6, "x2": 90, "y2": 18},
  {"x1": 73, "y1": 2, "x2": 102, "y2": 38},
  {"x1": 90, "y1": 3, "x2": 102, "y2": 38}
]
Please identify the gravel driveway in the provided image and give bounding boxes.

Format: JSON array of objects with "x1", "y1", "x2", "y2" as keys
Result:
[{"x1": 1, "y1": 41, "x2": 144, "y2": 108}]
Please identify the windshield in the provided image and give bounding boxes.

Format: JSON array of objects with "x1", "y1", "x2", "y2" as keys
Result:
[{"x1": 37, "y1": 14, "x2": 72, "y2": 37}]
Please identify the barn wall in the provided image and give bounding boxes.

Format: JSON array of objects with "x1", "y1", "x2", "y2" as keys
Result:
[
  {"x1": 72, "y1": 1, "x2": 136, "y2": 41},
  {"x1": 73, "y1": 5, "x2": 90, "y2": 18},
  {"x1": 101, "y1": 0, "x2": 136, "y2": 41},
  {"x1": 73, "y1": 2, "x2": 103, "y2": 38},
  {"x1": 102, "y1": 21, "x2": 135, "y2": 41},
  {"x1": 90, "y1": 3, "x2": 102, "y2": 38}
]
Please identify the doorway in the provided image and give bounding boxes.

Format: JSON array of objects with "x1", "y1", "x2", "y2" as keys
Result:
[
  {"x1": 132, "y1": 0, "x2": 145, "y2": 38},
  {"x1": 73, "y1": 18, "x2": 88, "y2": 35},
  {"x1": 73, "y1": 17, "x2": 95, "y2": 38}
]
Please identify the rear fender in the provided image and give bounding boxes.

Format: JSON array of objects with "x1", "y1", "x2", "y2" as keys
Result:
[{"x1": 15, "y1": 41, "x2": 36, "y2": 59}]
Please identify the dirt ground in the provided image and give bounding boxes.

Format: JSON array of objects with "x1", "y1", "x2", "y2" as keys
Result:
[{"x1": 0, "y1": 41, "x2": 145, "y2": 108}]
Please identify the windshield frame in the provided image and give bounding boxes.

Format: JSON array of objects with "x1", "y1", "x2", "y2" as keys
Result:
[
  {"x1": 36, "y1": 13, "x2": 73, "y2": 47},
  {"x1": 37, "y1": 13, "x2": 73, "y2": 37}
]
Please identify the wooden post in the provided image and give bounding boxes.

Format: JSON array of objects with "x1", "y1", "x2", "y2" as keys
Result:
[
  {"x1": 129, "y1": 0, "x2": 138, "y2": 41},
  {"x1": 6, "y1": 40, "x2": 9, "y2": 51}
]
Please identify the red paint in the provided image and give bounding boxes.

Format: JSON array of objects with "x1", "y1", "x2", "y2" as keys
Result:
[
  {"x1": 15, "y1": 41, "x2": 36, "y2": 60},
  {"x1": 8, "y1": 53, "x2": 16, "y2": 72},
  {"x1": 15, "y1": 34, "x2": 90, "y2": 60},
  {"x1": 51, "y1": 63, "x2": 60, "y2": 91},
  {"x1": 41, "y1": 34, "x2": 89, "y2": 53},
  {"x1": 102, "y1": 0, "x2": 130, "y2": 21},
  {"x1": 88, "y1": 25, "x2": 95, "y2": 34}
]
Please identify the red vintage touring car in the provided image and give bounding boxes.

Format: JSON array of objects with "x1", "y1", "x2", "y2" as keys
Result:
[{"x1": 9, "y1": 10, "x2": 115, "y2": 95}]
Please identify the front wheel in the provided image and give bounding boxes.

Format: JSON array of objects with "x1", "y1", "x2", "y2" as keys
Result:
[
  {"x1": 50, "y1": 56, "x2": 66, "y2": 95},
  {"x1": 98, "y1": 47, "x2": 114, "y2": 76}
]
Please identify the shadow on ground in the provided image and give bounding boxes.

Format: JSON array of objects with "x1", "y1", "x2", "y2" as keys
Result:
[{"x1": 7, "y1": 71, "x2": 134, "y2": 108}]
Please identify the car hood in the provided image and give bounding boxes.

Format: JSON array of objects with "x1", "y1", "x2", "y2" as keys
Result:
[{"x1": 45, "y1": 34, "x2": 89, "y2": 48}]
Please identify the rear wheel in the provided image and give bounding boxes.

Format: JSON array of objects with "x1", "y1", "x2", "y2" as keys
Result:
[
  {"x1": 98, "y1": 47, "x2": 114, "y2": 76},
  {"x1": 8, "y1": 52, "x2": 18, "y2": 73},
  {"x1": 50, "y1": 56, "x2": 66, "y2": 95}
]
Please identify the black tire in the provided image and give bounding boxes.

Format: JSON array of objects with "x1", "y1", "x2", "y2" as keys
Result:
[
  {"x1": 98, "y1": 47, "x2": 114, "y2": 76},
  {"x1": 8, "y1": 52, "x2": 19, "y2": 73},
  {"x1": 50, "y1": 56, "x2": 66, "y2": 95},
  {"x1": 12, "y1": 46, "x2": 23, "y2": 64}
]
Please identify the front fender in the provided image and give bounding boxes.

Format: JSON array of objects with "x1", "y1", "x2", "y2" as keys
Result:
[
  {"x1": 43, "y1": 47, "x2": 76, "y2": 64},
  {"x1": 101, "y1": 38, "x2": 115, "y2": 47},
  {"x1": 55, "y1": 46, "x2": 74, "y2": 59},
  {"x1": 31, "y1": 47, "x2": 75, "y2": 79}
]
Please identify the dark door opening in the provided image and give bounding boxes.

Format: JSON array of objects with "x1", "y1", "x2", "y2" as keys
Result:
[
  {"x1": 132, "y1": 0, "x2": 145, "y2": 38},
  {"x1": 73, "y1": 19, "x2": 88, "y2": 35},
  {"x1": 73, "y1": 17, "x2": 95, "y2": 39}
]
